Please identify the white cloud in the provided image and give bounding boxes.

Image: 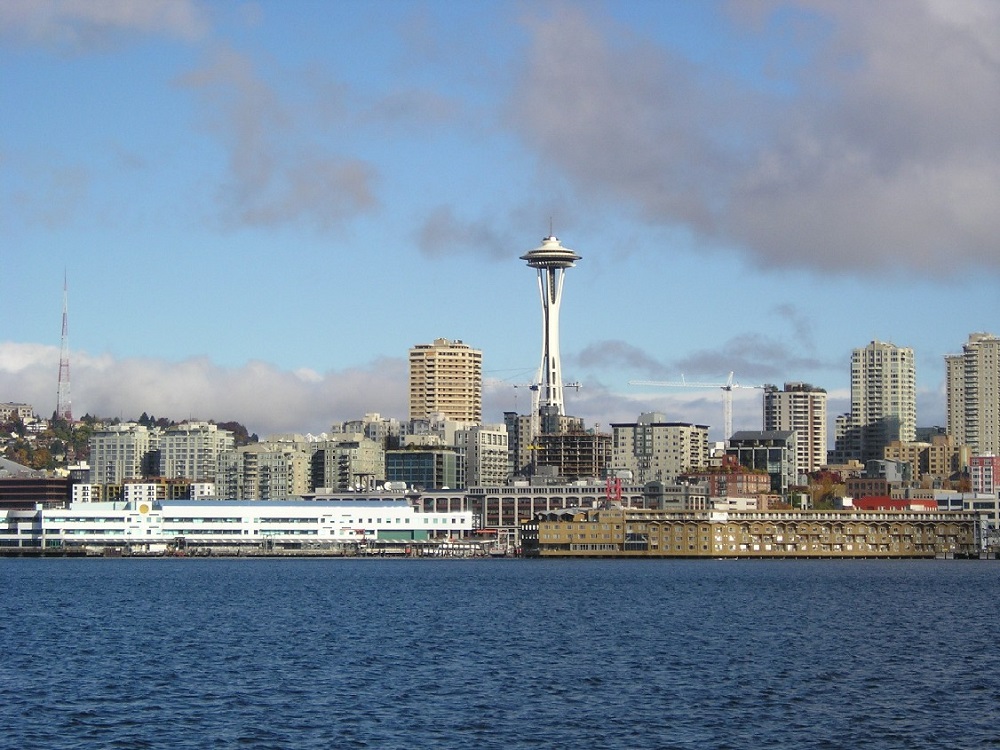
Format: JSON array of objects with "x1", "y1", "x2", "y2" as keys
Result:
[
  {"x1": 0, "y1": 342, "x2": 408, "y2": 437},
  {"x1": 0, "y1": 340, "x2": 810, "y2": 444}
]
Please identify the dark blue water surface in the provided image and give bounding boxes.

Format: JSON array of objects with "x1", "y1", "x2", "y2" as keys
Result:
[{"x1": 2, "y1": 558, "x2": 999, "y2": 749}]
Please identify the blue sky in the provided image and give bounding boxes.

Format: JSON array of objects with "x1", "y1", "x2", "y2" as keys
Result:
[{"x1": 2, "y1": 0, "x2": 998, "y2": 440}]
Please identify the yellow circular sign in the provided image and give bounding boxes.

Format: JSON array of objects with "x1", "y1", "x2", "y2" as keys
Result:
[{"x1": 139, "y1": 503, "x2": 150, "y2": 514}]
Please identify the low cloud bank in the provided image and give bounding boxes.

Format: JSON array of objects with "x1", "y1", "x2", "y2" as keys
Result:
[{"x1": 0, "y1": 342, "x2": 407, "y2": 437}]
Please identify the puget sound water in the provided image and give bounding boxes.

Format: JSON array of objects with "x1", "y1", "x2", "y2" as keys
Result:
[{"x1": 2, "y1": 557, "x2": 999, "y2": 750}]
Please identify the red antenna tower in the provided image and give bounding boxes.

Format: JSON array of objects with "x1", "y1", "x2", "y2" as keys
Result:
[{"x1": 56, "y1": 273, "x2": 73, "y2": 421}]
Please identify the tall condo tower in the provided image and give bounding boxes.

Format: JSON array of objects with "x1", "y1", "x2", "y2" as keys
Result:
[
  {"x1": 831, "y1": 339, "x2": 915, "y2": 463},
  {"x1": 763, "y1": 382, "x2": 828, "y2": 478},
  {"x1": 408, "y1": 338, "x2": 483, "y2": 423},
  {"x1": 945, "y1": 332, "x2": 1000, "y2": 455},
  {"x1": 520, "y1": 235, "x2": 580, "y2": 417},
  {"x1": 56, "y1": 275, "x2": 73, "y2": 421}
]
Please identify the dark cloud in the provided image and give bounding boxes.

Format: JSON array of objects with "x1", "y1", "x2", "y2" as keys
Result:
[
  {"x1": 0, "y1": 0, "x2": 209, "y2": 50},
  {"x1": 771, "y1": 303, "x2": 814, "y2": 350},
  {"x1": 416, "y1": 206, "x2": 514, "y2": 259},
  {"x1": 674, "y1": 333, "x2": 826, "y2": 382},
  {"x1": 574, "y1": 340, "x2": 670, "y2": 379},
  {"x1": 362, "y1": 89, "x2": 462, "y2": 128},
  {"x1": 9, "y1": 165, "x2": 90, "y2": 228},
  {"x1": 512, "y1": 2, "x2": 1000, "y2": 278},
  {"x1": 176, "y1": 48, "x2": 379, "y2": 231}
]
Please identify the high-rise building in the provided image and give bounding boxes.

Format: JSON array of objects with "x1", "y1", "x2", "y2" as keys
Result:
[
  {"x1": 408, "y1": 338, "x2": 482, "y2": 424},
  {"x1": 763, "y1": 382, "x2": 827, "y2": 480},
  {"x1": 831, "y1": 340, "x2": 916, "y2": 463},
  {"x1": 521, "y1": 235, "x2": 580, "y2": 419},
  {"x1": 946, "y1": 332, "x2": 1000, "y2": 455}
]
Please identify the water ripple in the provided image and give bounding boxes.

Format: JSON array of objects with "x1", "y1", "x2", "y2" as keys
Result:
[{"x1": 2, "y1": 558, "x2": 1000, "y2": 749}]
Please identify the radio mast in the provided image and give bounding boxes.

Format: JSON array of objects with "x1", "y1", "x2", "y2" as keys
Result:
[{"x1": 56, "y1": 273, "x2": 73, "y2": 421}]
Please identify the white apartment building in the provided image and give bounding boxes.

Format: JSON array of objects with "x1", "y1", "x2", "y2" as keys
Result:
[
  {"x1": 405, "y1": 413, "x2": 477, "y2": 447},
  {"x1": 457, "y1": 424, "x2": 510, "y2": 487},
  {"x1": 89, "y1": 423, "x2": 158, "y2": 484},
  {"x1": 408, "y1": 338, "x2": 483, "y2": 423},
  {"x1": 763, "y1": 382, "x2": 828, "y2": 480},
  {"x1": 189, "y1": 483, "x2": 216, "y2": 500},
  {"x1": 158, "y1": 422, "x2": 235, "y2": 482},
  {"x1": 338, "y1": 413, "x2": 402, "y2": 446},
  {"x1": 123, "y1": 482, "x2": 167, "y2": 507},
  {"x1": 946, "y1": 333, "x2": 1000, "y2": 455},
  {"x1": 218, "y1": 442, "x2": 313, "y2": 500},
  {"x1": 611, "y1": 413, "x2": 709, "y2": 484},
  {"x1": 71, "y1": 483, "x2": 99, "y2": 503},
  {"x1": 0, "y1": 403, "x2": 34, "y2": 421}
]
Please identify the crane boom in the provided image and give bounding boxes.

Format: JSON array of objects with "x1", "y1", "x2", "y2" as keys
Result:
[{"x1": 628, "y1": 373, "x2": 764, "y2": 440}]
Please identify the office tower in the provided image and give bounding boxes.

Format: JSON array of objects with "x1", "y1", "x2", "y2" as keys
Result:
[
  {"x1": 763, "y1": 382, "x2": 828, "y2": 479},
  {"x1": 521, "y1": 235, "x2": 580, "y2": 418},
  {"x1": 946, "y1": 332, "x2": 1000, "y2": 454},
  {"x1": 833, "y1": 340, "x2": 916, "y2": 463},
  {"x1": 408, "y1": 338, "x2": 483, "y2": 423}
]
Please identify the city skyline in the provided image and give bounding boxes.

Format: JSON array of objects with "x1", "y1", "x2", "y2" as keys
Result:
[{"x1": 2, "y1": 1, "x2": 998, "y2": 439}]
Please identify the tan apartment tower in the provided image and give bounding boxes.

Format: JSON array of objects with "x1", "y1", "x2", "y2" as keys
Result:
[{"x1": 409, "y1": 338, "x2": 483, "y2": 424}]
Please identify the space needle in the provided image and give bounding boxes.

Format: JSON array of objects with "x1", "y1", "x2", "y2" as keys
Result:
[{"x1": 521, "y1": 234, "x2": 581, "y2": 417}]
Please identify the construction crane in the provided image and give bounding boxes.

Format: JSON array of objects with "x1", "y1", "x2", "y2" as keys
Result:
[
  {"x1": 628, "y1": 372, "x2": 765, "y2": 440},
  {"x1": 513, "y1": 382, "x2": 541, "y2": 442},
  {"x1": 513, "y1": 380, "x2": 582, "y2": 442}
]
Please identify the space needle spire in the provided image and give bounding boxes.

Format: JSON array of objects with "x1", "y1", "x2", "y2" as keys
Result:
[{"x1": 521, "y1": 234, "x2": 581, "y2": 417}]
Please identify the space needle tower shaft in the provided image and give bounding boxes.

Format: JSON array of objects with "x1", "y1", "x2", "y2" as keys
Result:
[{"x1": 520, "y1": 235, "x2": 581, "y2": 416}]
